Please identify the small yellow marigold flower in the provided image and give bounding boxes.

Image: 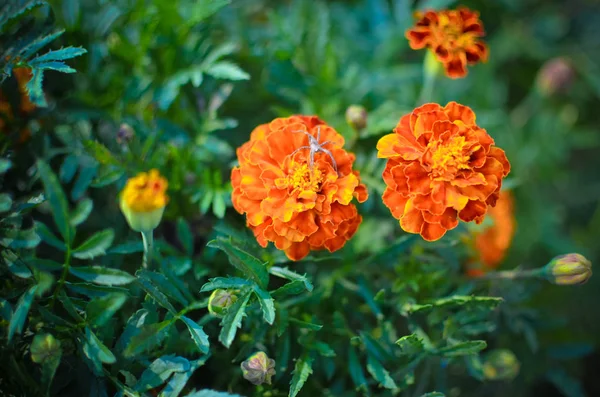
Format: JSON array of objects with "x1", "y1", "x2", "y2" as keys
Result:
[
  {"x1": 545, "y1": 253, "x2": 592, "y2": 286},
  {"x1": 482, "y1": 349, "x2": 520, "y2": 381},
  {"x1": 119, "y1": 169, "x2": 168, "y2": 232}
]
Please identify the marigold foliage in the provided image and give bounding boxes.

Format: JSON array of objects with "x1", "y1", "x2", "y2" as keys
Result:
[
  {"x1": 231, "y1": 115, "x2": 368, "y2": 260},
  {"x1": 406, "y1": 7, "x2": 489, "y2": 79},
  {"x1": 377, "y1": 102, "x2": 510, "y2": 242}
]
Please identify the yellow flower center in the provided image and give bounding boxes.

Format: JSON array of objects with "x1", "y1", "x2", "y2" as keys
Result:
[
  {"x1": 288, "y1": 163, "x2": 323, "y2": 194},
  {"x1": 121, "y1": 169, "x2": 169, "y2": 212},
  {"x1": 429, "y1": 136, "x2": 471, "y2": 179}
]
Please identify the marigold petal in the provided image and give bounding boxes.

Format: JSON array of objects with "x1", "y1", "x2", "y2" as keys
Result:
[
  {"x1": 488, "y1": 147, "x2": 511, "y2": 176},
  {"x1": 458, "y1": 199, "x2": 488, "y2": 223},
  {"x1": 405, "y1": 162, "x2": 432, "y2": 195},
  {"x1": 421, "y1": 221, "x2": 447, "y2": 241},
  {"x1": 400, "y1": 200, "x2": 425, "y2": 234},
  {"x1": 285, "y1": 241, "x2": 311, "y2": 261},
  {"x1": 383, "y1": 188, "x2": 410, "y2": 219},
  {"x1": 444, "y1": 102, "x2": 476, "y2": 125}
]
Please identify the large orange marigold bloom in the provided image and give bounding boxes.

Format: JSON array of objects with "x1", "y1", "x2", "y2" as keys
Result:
[
  {"x1": 231, "y1": 115, "x2": 368, "y2": 261},
  {"x1": 406, "y1": 7, "x2": 489, "y2": 79},
  {"x1": 465, "y1": 190, "x2": 515, "y2": 277},
  {"x1": 376, "y1": 102, "x2": 510, "y2": 241}
]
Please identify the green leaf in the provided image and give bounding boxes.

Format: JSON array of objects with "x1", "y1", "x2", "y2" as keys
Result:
[
  {"x1": 123, "y1": 320, "x2": 174, "y2": 358},
  {"x1": 159, "y1": 357, "x2": 209, "y2": 397},
  {"x1": 0, "y1": 158, "x2": 11, "y2": 174},
  {"x1": 219, "y1": 288, "x2": 252, "y2": 348},
  {"x1": 312, "y1": 341, "x2": 336, "y2": 357},
  {"x1": 271, "y1": 280, "x2": 309, "y2": 299},
  {"x1": 66, "y1": 282, "x2": 129, "y2": 298},
  {"x1": 366, "y1": 354, "x2": 397, "y2": 390},
  {"x1": 420, "y1": 393, "x2": 445, "y2": 397},
  {"x1": 135, "y1": 355, "x2": 190, "y2": 392},
  {"x1": 69, "y1": 266, "x2": 135, "y2": 286},
  {"x1": 289, "y1": 355, "x2": 313, "y2": 397},
  {"x1": 396, "y1": 334, "x2": 426, "y2": 356},
  {"x1": 70, "y1": 198, "x2": 93, "y2": 226},
  {"x1": 348, "y1": 346, "x2": 368, "y2": 393},
  {"x1": 34, "y1": 221, "x2": 66, "y2": 250},
  {"x1": 407, "y1": 296, "x2": 503, "y2": 314},
  {"x1": 30, "y1": 333, "x2": 62, "y2": 393},
  {"x1": 108, "y1": 241, "x2": 143, "y2": 254},
  {"x1": 546, "y1": 368, "x2": 586, "y2": 397},
  {"x1": 31, "y1": 46, "x2": 87, "y2": 63},
  {"x1": 176, "y1": 218, "x2": 193, "y2": 256},
  {"x1": 269, "y1": 267, "x2": 313, "y2": 292},
  {"x1": 136, "y1": 272, "x2": 177, "y2": 314},
  {"x1": 8, "y1": 285, "x2": 37, "y2": 342},
  {"x1": 207, "y1": 238, "x2": 269, "y2": 289},
  {"x1": 181, "y1": 316, "x2": 210, "y2": 354},
  {"x1": 139, "y1": 270, "x2": 189, "y2": 306},
  {"x1": 212, "y1": 193, "x2": 226, "y2": 219},
  {"x1": 186, "y1": 0, "x2": 232, "y2": 26},
  {"x1": 205, "y1": 62, "x2": 250, "y2": 81},
  {"x1": 436, "y1": 341, "x2": 487, "y2": 357},
  {"x1": 83, "y1": 141, "x2": 116, "y2": 165},
  {"x1": 91, "y1": 165, "x2": 124, "y2": 187},
  {"x1": 72, "y1": 229, "x2": 114, "y2": 259},
  {"x1": 59, "y1": 154, "x2": 78, "y2": 182},
  {"x1": 183, "y1": 390, "x2": 243, "y2": 397},
  {"x1": 0, "y1": 193, "x2": 12, "y2": 212},
  {"x1": 1, "y1": 226, "x2": 41, "y2": 249},
  {"x1": 0, "y1": 299, "x2": 12, "y2": 321},
  {"x1": 83, "y1": 327, "x2": 116, "y2": 365},
  {"x1": 36, "y1": 160, "x2": 70, "y2": 242},
  {"x1": 86, "y1": 293, "x2": 128, "y2": 327},
  {"x1": 26, "y1": 68, "x2": 47, "y2": 107},
  {"x1": 200, "y1": 277, "x2": 253, "y2": 292},
  {"x1": 253, "y1": 286, "x2": 275, "y2": 325},
  {"x1": 289, "y1": 318, "x2": 323, "y2": 331},
  {"x1": 71, "y1": 162, "x2": 98, "y2": 201}
]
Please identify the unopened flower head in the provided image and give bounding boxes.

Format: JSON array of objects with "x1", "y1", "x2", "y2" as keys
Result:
[
  {"x1": 208, "y1": 289, "x2": 238, "y2": 316},
  {"x1": 537, "y1": 57, "x2": 575, "y2": 96},
  {"x1": 377, "y1": 102, "x2": 510, "y2": 241},
  {"x1": 231, "y1": 115, "x2": 368, "y2": 261},
  {"x1": 117, "y1": 123, "x2": 135, "y2": 144},
  {"x1": 406, "y1": 7, "x2": 489, "y2": 79},
  {"x1": 483, "y1": 349, "x2": 520, "y2": 381},
  {"x1": 119, "y1": 169, "x2": 168, "y2": 232},
  {"x1": 241, "y1": 351, "x2": 276, "y2": 386},
  {"x1": 546, "y1": 253, "x2": 592, "y2": 285},
  {"x1": 345, "y1": 105, "x2": 368, "y2": 131}
]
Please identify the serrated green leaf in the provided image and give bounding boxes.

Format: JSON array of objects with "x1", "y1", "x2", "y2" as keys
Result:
[
  {"x1": 159, "y1": 357, "x2": 209, "y2": 397},
  {"x1": 2, "y1": 226, "x2": 41, "y2": 249},
  {"x1": 289, "y1": 318, "x2": 323, "y2": 331},
  {"x1": 69, "y1": 266, "x2": 135, "y2": 285},
  {"x1": 207, "y1": 238, "x2": 268, "y2": 289},
  {"x1": 181, "y1": 316, "x2": 210, "y2": 354},
  {"x1": 140, "y1": 270, "x2": 189, "y2": 306},
  {"x1": 289, "y1": 355, "x2": 313, "y2": 397},
  {"x1": 70, "y1": 198, "x2": 93, "y2": 226},
  {"x1": 123, "y1": 320, "x2": 174, "y2": 358},
  {"x1": 107, "y1": 241, "x2": 143, "y2": 254},
  {"x1": 408, "y1": 296, "x2": 503, "y2": 314},
  {"x1": 396, "y1": 334, "x2": 425, "y2": 356},
  {"x1": 136, "y1": 272, "x2": 177, "y2": 314},
  {"x1": 83, "y1": 326, "x2": 116, "y2": 364},
  {"x1": 0, "y1": 0, "x2": 46, "y2": 31},
  {"x1": 348, "y1": 345, "x2": 368, "y2": 393},
  {"x1": 66, "y1": 282, "x2": 129, "y2": 298},
  {"x1": 205, "y1": 62, "x2": 249, "y2": 81},
  {"x1": 271, "y1": 280, "x2": 308, "y2": 299},
  {"x1": 134, "y1": 355, "x2": 190, "y2": 392},
  {"x1": 86, "y1": 293, "x2": 127, "y2": 327},
  {"x1": 2, "y1": 249, "x2": 31, "y2": 279},
  {"x1": 218, "y1": 288, "x2": 251, "y2": 348},
  {"x1": 200, "y1": 277, "x2": 253, "y2": 292},
  {"x1": 436, "y1": 341, "x2": 487, "y2": 357},
  {"x1": 176, "y1": 218, "x2": 193, "y2": 256},
  {"x1": 31, "y1": 46, "x2": 87, "y2": 64},
  {"x1": 71, "y1": 162, "x2": 98, "y2": 200},
  {"x1": 33, "y1": 61, "x2": 76, "y2": 73},
  {"x1": 366, "y1": 354, "x2": 397, "y2": 390},
  {"x1": 0, "y1": 193, "x2": 12, "y2": 212},
  {"x1": 21, "y1": 29, "x2": 65, "y2": 58},
  {"x1": 253, "y1": 286, "x2": 275, "y2": 325},
  {"x1": 269, "y1": 267, "x2": 313, "y2": 291},
  {"x1": 25, "y1": 67, "x2": 46, "y2": 107},
  {"x1": 72, "y1": 229, "x2": 114, "y2": 259},
  {"x1": 36, "y1": 160, "x2": 70, "y2": 242},
  {"x1": 7, "y1": 285, "x2": 37, "y2": 342}
]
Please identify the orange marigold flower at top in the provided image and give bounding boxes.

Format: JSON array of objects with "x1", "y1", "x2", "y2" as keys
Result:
[
  {"x1": 406, "y1": 7, "x2": 489, "y2": 79},
  {"x1": 465, "y1": 190, "x2": 515, "y2": 277},
  {"x1": 231, "y1": 115, "x2": 368, "y2": 261},
  {"x1": 0, "y1": 67, "x2": 36, "y2": 142},
  {"x1": 376, "y1": 102, "x2": 510, "y2": 242}
]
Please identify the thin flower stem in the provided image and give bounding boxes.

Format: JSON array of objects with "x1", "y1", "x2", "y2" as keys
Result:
[
  {"x1": 50, "y1": 247, "x2": 71, "y2": 308},
  {"x1": 475, "y1": 267, "x2": 546, "y2": 281},
  {"x1": 141, "y1": 229, "x2": 154, "y2": 269},
  {"x1": 418, "y1": 50, "x2": 441, "y2": 105}
]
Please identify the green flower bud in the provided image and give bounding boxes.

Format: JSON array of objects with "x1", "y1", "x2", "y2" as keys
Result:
[
  {"x1": 241, "y1": 351, "x2": 276, "y2": 386},
  {"x1": 545, "y1": 253, "x2": 592, "y2": 285},
  {"x1": 345, "y1": 105, "x2": 368, "y2": 131},
  {"x1": 208, "y1": 289, "x2": 238, "y2": 316},
  {"x1": 482, "y1": 349, "x2": 520, "y2": 381},
  {"x1": 30, "y1": 333, "x2": 62, "y2": 365}
]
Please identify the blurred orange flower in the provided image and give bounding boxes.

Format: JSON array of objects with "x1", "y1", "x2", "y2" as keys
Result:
[
  {"x1": 377, "y1": 102, "x2": 510, "y2": 241},
  {"x1": 231, "y1": 115, "x2": 368, "y2": 261},
  {"x1": 466, "y1": 190, "x2": 515, "y2": 277},
  {"x1": 0, "y1": 67, "x2": 36, "y2": 142},
  {"x1": 406, "y1": 7, "x2": 488, "y2": 79}
]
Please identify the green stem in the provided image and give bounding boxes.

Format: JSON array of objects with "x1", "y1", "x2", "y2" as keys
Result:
[
  {"x1": 141, "y1": 229, "x2": 154, "y2": 269},
  {"x1": 51, "y1": 247, "x2": 71, "y2": 307},
  {"x1": 417, "y1": 50, "x2": 441, "y2": 105},
  {"x1": 475, "y1": 267, "x2": 546, "y2": 281}
]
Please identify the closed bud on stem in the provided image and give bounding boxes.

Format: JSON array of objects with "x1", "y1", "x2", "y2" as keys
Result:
[
  {"x1": 482, "y1": 349, "x2": 520, "y2": 381},
  {"x1": 208, "y1": 289, "x2": 238, "y2": 316},
  {"x1": 117, "y1": 123, "x2": 134, "y2": 144},
  {"x1": 345, "y1": 105, "x2": 368, "y2": 131},
  {"x1": 30, "y1": 333, "x2": 62, "y2": 364},
  {"x1": 545, "y1": 253, "x2": 592, "y2": 285},
  {"x1": 119, "y1": 169, "x2": 169, "y2": 233},
  {"x1": 241, "y1": 351, "x2": 276, "y2": 386},
  {"x1": 536, "y1": 57, "x2": 575, "y2": 97}
]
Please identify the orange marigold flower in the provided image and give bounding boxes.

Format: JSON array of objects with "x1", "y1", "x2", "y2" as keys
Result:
[
  {"x1": 376, "y1": 102, "x2": 510, "y2": 242},
  {"x1": 406, "y1": 7, "x2": 489, "y2": 79},
  {"x1": 465, "y1": 190, "x2": 515, "y2": 277},
  {"x1": 231, "y1": 115, "x2": 368, "y2": 261}
]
